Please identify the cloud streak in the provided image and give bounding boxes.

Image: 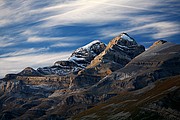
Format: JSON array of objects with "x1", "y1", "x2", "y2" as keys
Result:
[
  {"x1": 99, "y1": 21, "x2": 180, "y2": 39},
  {"x1": 0, "y1": 48, "x2": 49, "y2": 58},
  {"x1": 0, "y1": 51, "x2": 72, "y2": 78}
]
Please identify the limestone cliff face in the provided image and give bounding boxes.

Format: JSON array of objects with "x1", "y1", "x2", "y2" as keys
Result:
[
  {"x1": 0, "y1": 80, "x2": 24, "y2": 93},
  {"x1": 71, "y1": 33, "x2": 145, "y2": 88}
]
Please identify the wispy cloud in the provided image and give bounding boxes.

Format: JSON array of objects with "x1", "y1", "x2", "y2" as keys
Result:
[
  {"x1": 27, "y1": 36, "x2": 62, "y2": 42},
  {"x1": 27, "y1": 36, "x2": 85, "y2": 43},
  {"x1": 0, "y1": 48, "x2": 49, "y2": 58},
  {"x1": 36, "y1": 0, "x2": 180, "y2": 40},
  {"x1": 39, "y1": 0, "x2": 179, "y2": 27},
  {"x1": 98, "y1": 21, "x2": 180, "y2": 40},
  {"x1": 0, "y1": 36, "x2": 16, "y2": 47},
  {"x1": 0, "y1": 51, "x2": 72, "y2": 78},
  {"x1": 50, "y1": 43, "x2": 78, "y2": 47},
  {"x1": 126, "y1": 22, "x2": 180, "y2": 39},
  {"x1": 21, "y1": 29, "x2": 38, "y2": 36}
]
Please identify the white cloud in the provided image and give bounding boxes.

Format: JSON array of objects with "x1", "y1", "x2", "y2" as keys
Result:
[
  {"x1": 35, "y1": 0, "x2": 179, "y2": 40},
  {"x1": 0, "y1": 48, "x2": 49, "y2": 58},
  {"x1": 0, "y1": 36, "x2": 16, "y2": 47},
  {"x1": 98, "y1": 21, "x2": 180, "y2": 40},
  {"x1": 27, "y1": 36, "x2": 67, "y2": 42},
  {"x1": 27, "y1": 36, "x2": 86, "y2": 43},
  {"x1": 38, "y1": 0, "x2": 168, "y2": 27},
  {"x1": 0, "y1": 0, "x2": 33, "y2": 27},
  {"x1": 21, "y1": 29, "x2": 38, "y2": 36},
  {"x1": 126, "y1": 22, "x2": 180, "y2": 39},
  {"x1": 51, "y1": 43, "x2": 78, "y2": 47},
  {"x1": 1, "y1": 0, "x2": 179, "y2": 38},
  {"x1": 0, "y1": 51, "x2": 72, "y2": 78},
  {"x1": 1, "y1": 0, "x2": 179, "y2": 28},
  {"x1": 0, "y1": 42, "x2": 14, "y2": 47}
]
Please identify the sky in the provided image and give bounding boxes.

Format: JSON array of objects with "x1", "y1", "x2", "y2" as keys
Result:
[{"x1": 0, "y1": 0, "x2": 180, "y2": 78}]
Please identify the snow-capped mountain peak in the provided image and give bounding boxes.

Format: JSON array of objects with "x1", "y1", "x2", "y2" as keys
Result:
[
  {"x1": 81, "y1": 40, "x2": 101, "y2": 50},
  {"x1": 120, "y1": 33, "x2": 134, "y2": 42},
  {"x1": 68, "y1": 40, "x2": 106, "y2": 65},
  {"x1": 37, "y1": 40, "x2": 106, "y2": 76}
]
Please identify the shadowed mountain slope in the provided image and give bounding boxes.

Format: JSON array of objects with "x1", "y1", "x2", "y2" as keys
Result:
[{"x1": 73, "y1": 75, "x2": 180, "y2": 120}]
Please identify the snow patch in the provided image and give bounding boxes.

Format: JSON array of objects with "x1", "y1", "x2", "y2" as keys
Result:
[
  {"x1": 69, "y1": 55, "x2": 86, "y2": 61},
  {"x1": 82, "y1": 40, "x2": 101, "y2": 50},
  {"x1": 117, "y1": 44, "x2": 130, "y2": 49},
  {"x1": 121, "y1": 34, "x2": 134, "y2": 42}
]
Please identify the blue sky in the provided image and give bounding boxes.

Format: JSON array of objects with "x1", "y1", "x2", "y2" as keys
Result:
[{"x1": 0, "y1": 0, "x2": 180, "y2": 78}]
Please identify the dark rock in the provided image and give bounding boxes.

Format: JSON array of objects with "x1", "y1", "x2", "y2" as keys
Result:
[
  {"x1": 3, "y1": 74, "x2": 17, "y2": 80},
  {"x1": 18, "y1": 67, "x2": 42, "y2": 76}
]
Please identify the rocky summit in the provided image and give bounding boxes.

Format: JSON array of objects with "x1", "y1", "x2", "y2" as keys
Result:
[{"x1": 0, "y1": 33, "x2": 180, "y2": 120}]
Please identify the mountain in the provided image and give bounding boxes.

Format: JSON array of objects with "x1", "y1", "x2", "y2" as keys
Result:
[
  {"x1": 73, "y1": 75, "x2": 180, "y2": 120},
  {"x1": 68, "y1": 40, "x2": 106, "y2": 66},
  {"x1": 88, "y1": 40, "x2": 180, "y2": 94},
  {"x1": 18, "y1": 67, "x2": 42, "y2": 76},
  {"x1": 37, "y1": 40, "x2": 106, "y2": 75},
  {"x1": 87, "y1": 33, "x2": 145, "y2": 74},
  {"x1": 0, "y1": 33, "x2": 180, "y2": 120},
  {"x1": 70, "y1": 33, "x2": 145, "y2": 88}
]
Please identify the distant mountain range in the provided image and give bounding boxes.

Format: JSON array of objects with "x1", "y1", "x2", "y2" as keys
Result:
[{"x1": 0, "y1": 33, "x2": 180, "y2": 120}]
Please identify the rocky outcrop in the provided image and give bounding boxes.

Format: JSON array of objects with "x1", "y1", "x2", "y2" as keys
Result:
[
  {"x1": 37, "y1": 61, "x2": 81, "y2": 75},
  {"x1": 18, "y1": 67, "x2": 42, "y2": 76},
  {"x1": 150, "y1": 40, "x2": 167, "y2": 48},
  {"x1": 0, "y1": 80, "x2": 24, "y2": 93}
]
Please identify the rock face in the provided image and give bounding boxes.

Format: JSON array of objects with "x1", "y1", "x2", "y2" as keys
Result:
[
  {"x1": 150, "y1": 40, "x2": 167, "y2": 48},
  {"x1": 89, "y1": 41, "x2": 180, "y2": 94},
  {"x1": 89, "y1": 33, "x2": 145, "y2": 71},
  {"x1": 0, "y1": 33, "x2": 180, "y2": 120},
  {"x1": 18, "y1": 67, "x2": 42, "y2": 76},
  {"x1": 37, "y1": 61, "x2": 80, "y2": 75},
  {"x1": 37, "y1": 40, "x2": 106, "y2": 76},
  {"x1": 69, "y1": 40, "x2": 106, "y2": 67},
  {"x1": 71, "y1": 33, "x2": 145, "y2": 88},
  {"x1": 74, "y1": 76, "x2": 180, "y2": 120}
]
